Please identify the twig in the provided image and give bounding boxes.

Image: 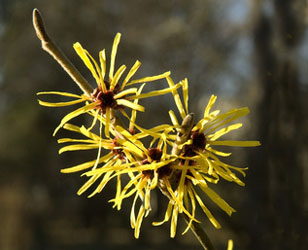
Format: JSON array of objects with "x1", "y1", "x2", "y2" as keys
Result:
[
  {"x1": 171, "y1": 113, "x2": 194, "y2": 155},
  {"x1": 32, "y1": 8, "x2": 93, "y2": 97},
  {"x1": 182, "y1": 214, "x2": 216, "y2": 250},
  {"x1": 171, "y1": 113, "x2": 216, "y2": 250}
]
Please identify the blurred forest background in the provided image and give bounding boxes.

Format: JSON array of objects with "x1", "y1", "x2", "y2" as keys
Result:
[{"x1": 0, "y1": 0, "x2": 307, "y2": 250}]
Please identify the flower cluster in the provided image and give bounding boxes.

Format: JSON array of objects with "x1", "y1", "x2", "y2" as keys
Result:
[{"x1": 37, "y1": 33, "x2": 260, "y2": 239}]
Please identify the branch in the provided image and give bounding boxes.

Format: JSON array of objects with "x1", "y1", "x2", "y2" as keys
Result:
[
  {"x1": 171, "y1": 113, "x2": 217, "y2": 250},
  {"x1": 171, "y1": 113, "x2": 194, "y2": 155},
  {"x1": 182, "y1": 214, "x2": 217, "y2": 250},
  {"x1": 32, "y1": 8, "x2": 93, "y2": 97}
]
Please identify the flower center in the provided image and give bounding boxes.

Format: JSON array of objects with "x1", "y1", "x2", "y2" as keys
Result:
[
  {"x1": 191, "y1": 131, "x2": 206, "y2": 150},
  {"x1": 158, "y1": 164, "x2": 172, "y2": 179},
  {"x1": 141, "y1": 148, "x2": 162, "y2": 177},
  {"x1": 111, "y1": 139, "x2": 126, "y2": 160},
  {"x1": 97, "y1": 91, "x2": 116, "y2": 108},
  {"x1": 142, "y1": 170, "x2": 154, "y2": 179},
  {"x1": 148, "y1": 148, "x2": 163, "y2": 161},
  {"x1": 181, "y1": 130, "x2": 206, "y2": 165},
  {"x1": 141, "y1": 148, "x2": 163, "y2": 165},
  {"x1": 92, "y1": 87, "x2": 117, "y2": 113}
]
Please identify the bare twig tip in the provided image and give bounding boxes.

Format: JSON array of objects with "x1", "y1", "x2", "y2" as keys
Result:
[
  {"x1": 182, "y1": 113, "x2": 194, "y2": 128},
  {"x1": 32, "y1": 8, "x2": 49, "y2": 42}
]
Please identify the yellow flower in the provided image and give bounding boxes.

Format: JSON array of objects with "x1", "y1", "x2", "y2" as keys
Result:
[
  {"x1": 167, "y1": 75, "x2": 260, "y2": 183},
  {"x1": 150, "y1": 76, "x2": 261, "y2": 237},
  {"x1": 37, "y1": 33, "x2": 181, "y2": 137},
  {"x1": 83, "y1": 124, "x2": 178, "y2": 238},
  {"x1": 57, "y1": 122, "x2": 135, "y2": 197},
  {"x1": 58, "y1": 120, "x2": 179, "y2": 238},
  {"x1": 49, "y1": 75, "x2": 260, "y2": 239},
  {"x1": 33, "y1": 9, "x2": 259, "y2": 246}
]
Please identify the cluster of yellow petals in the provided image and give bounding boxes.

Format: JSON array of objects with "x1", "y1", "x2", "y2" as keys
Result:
[
  {"x1": 37, "y1": 33, "x2": 179, "y2": 138},
  {"x1": 37, "y1": 33, "x2": 260, "y2": 242},
  {"x1": 156, "y1": 76, "x2": 260, "y2": 237}
]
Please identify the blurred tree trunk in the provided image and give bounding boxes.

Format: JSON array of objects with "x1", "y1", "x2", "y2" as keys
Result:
[
  {"x1": 249, "y1": 0, "x2": 306, "y2": 249},
  {"x1": 0, "y1": 181, "x2": 30, "y2": 250}
]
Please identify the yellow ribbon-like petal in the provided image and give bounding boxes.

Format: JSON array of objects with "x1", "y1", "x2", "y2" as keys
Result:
[
  {"x1": 99, "y1": 49, "x2": 107, "y2": 92},
  {"x1": 62, "y1": 123, "x2": 101, "y2": 141},
  {"x1": 60, "y1": 152, "x2": 113, "y2": 173},
  {"x1": 191, "y1": 186, "x2": 221, "y2": 229},
  {"x1": 208, "y1": 123, "x2": 243, "y2": 141},
  {"x1": 204, "y1": 95, "x2": 217, "y2": 118},
  {"x1": 166, "y1": 76, "x2": 186, "y2": 119},
  {"x1": 164, "y1": 177, "x2": 199, "y2": 223},
  {"x1": 182, "y1": 78, "x2": 189, "y2": 114},
  {"x1": 110, "y1": 65, "x2": 126, "y2": 90},
  {"x1": 89, "y1": 170, "x2": 114, "y2": 198},
  {"x1": 182, "y1": 186, "x2": 197, "y2": 235},
  {"x1": 84, "y1": 49, "x2": 103, "y2": 87},
  {"x1": 38, "y1": 99, "x2": 85, "y2": 107},
  {"x1": 129, "y1": 84, "x2": 145, "y2": 132},
  {"x1": 53, "y1": 102, "x2": 99, "y2": 136},
  {"x1": 116, "y1": 99, "x2": 145, "y2": 112},
  {"x1": 121, "y1": 60, "x2": 141, "y2": 90},
  {"x1": 134, "y1": 205, "x2": 145, "y2": 239},
  {"x1": 58, "y1": 138, "x2": 95, "y2": 144},
  {"x1": 170, "y1": 205, "x2": 179, "y2": 238},
  {"x1": 59, "y1": 144, "x2": 100, "y2": 154},
  {"x1": 109, "y1": 33, "x2": 121, "y2": 81},
  {"x1": 207, "y1": 140, "x2": 261, "y2": 147},
  {"x1": 169, "y1": 110, "x2": 179, "y2": 126},
  {"x1": 77, "y1": 173, "x2": 102, "y2": 195},
  {"x1": 203, "y1": 107, "x2": 250, "y2": 133},
  {"x1": 104, "y1": 107, "x2": 111, "y2": 138},
  {"x1": 126, "y1": 82, "x2": 181, "y2": 100},
  {"x1": 206, "y1": 147, "x2": 232, "y2": 157},
  {"x1": 227, "y1": 239, "x2": 234, "y2": 250},
  {"x1": 37, "y1": 91, "x2": 84, "y2": 98},
  {"x1": 114, "y1": 87, "x2": 138, "y2": 99},
  {"x1": 200, "y1": 185, "x2": 236, "y2": 216},
  {"x1": 73, "y1": 42, "x2": 100, "y2": 85},
  {"x1": 126, "y1": 71, "x2": 171, "y2": 85},
  {"x1": 152, "y1": 201, "x2": 173, "y2": 226}
]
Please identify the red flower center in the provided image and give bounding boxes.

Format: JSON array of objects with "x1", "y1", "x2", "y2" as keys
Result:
[
  {"x1": 148, "y1": 148, "x2": 163, "y2": 161},
  {"x1": 191, "y1": 131, "x2": 206, "y2": 150},
  {"x1": 92, "y1": 87, "x2": 117, "y2": 113},
  {"x1": 141, "y1": 148, "x2": 163, "y2": 165},
  {"x1": 97, "y1": 90, "x2": 117, "y2": 108},
  {"x1": 181, "y1": 130, "x2": 207, "y2": 165},
  {"x1": 111, "y1": 139, "x2": 126, "y2": 160}
]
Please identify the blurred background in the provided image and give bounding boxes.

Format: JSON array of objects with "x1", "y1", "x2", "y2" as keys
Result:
[{"x1": 0, "y1": 0, "x2": 307, "y2": 249}]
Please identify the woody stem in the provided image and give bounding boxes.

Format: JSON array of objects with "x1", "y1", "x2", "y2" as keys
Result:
[
  {"x1": 172, "y1": 113, "x2": 216, "y2": 250},
  {"x1": 182, "y1": 214, "x2": 216, "y2": 250},
  {"x1": 32, "y1": 8, "x2": 93, "y2": 97},
  {"x1": 32, "y1": 9, "x2": 128, "y2": 141}
]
